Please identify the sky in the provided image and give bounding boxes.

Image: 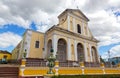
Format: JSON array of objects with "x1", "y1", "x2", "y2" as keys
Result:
[{"x1": 0, "y1": 0, "x2": 120, "y2": 59}]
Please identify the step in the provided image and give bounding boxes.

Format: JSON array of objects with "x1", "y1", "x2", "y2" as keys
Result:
[{"x1": 0, "y1": 76, "x2": 18, "y2": 78}]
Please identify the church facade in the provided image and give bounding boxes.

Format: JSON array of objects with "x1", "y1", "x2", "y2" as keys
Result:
[{"x1": 12, "y1": 9, "x2": 100, "y2": 63}]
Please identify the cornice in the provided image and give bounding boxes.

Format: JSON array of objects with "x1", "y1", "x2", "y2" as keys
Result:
[{"x1": 46, "y1": 26, "x2": 99, "y2": 43}]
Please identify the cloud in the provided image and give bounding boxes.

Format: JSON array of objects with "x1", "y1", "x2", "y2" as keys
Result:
[
  {"x1": 0, "y1": 32, "x2": 22, "y2": 48},
  {"x1": 0, "y1": 0, "x2": 64, "y2": 29},
  {"x1": 83, "y1": 1, "x2": 120, "y2": 47},
  {"x1": 102, "y1": 45, "x2": 120, "y2": 59},
  {"x1": 0, "y1": 0, "x2": 120, "y2": 54},
  {"x1": 110, "y1": 45, "x2": 120, "y2": 57}
]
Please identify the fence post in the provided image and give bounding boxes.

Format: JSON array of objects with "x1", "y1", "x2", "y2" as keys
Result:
[
  {"x1": 55, "y1": 60, "x2": 59, "y2": 75},
  {"x1": 80, "y1": 62, "x2": 84, "y2": 74},
  {"x1": 101, "y1": 63, "x2": 105, "y2": 74},
  {"x1": 19, "y1": 58, "x2": 26, "y2": 78}
]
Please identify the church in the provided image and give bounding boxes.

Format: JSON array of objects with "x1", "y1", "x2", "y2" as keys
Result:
[{"x1": 12, "y1": 9, "x2": 100, "y2": 63}]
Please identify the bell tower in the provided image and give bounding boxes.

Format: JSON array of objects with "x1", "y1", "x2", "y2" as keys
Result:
[{"x1": 58, "y1": 9, "x2": 92, "y2": 37}]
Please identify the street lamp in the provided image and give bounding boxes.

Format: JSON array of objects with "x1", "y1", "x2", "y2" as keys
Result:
[
  {"x1": 108, "y1": 50, "x2": 112, "y2": 67},
  {"x1": 47, "y1": 48, "x2": 56, "y2": 74}
]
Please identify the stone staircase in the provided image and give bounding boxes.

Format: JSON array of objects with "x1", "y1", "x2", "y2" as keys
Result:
[{"x1": 0, "y1": 66, "x2": 19, "y2": 78}]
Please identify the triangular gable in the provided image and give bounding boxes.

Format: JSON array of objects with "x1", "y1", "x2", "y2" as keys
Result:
[
  {"x1": 70, "y1": 9, "x2": 89, "y2": 21},
  {"x1": 58, "y1": 9, "x2": 89, "y2": 21}
]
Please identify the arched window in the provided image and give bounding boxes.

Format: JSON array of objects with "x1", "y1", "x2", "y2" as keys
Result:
[
  {"x1": 57, "y1": 39, "x2": 67, "y2": 62},
  {"x1": 77, "y1": 43, "x2": 84, "y2": 62},
  {"x1": 77, "y1": 24, "x2": 81, "y2": 34},
  {"x1": 35, "y1": 41, "x2": 39, "y2": 48}
]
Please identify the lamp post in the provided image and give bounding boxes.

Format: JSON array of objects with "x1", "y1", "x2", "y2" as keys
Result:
[
  {"x1": 108, "y1": 50, "x2": 112, "y2": 67},
  {"x1": 47, "y1": 48, "x2": 56, "y2": 74}
]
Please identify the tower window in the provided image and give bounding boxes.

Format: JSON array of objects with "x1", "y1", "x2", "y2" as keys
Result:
[
  {"x1": 77, "y1": 24, "x2": 81, "y2": 34},
  {"x1": 35, "y1": 41, "x2": 40, "y2": 48}
]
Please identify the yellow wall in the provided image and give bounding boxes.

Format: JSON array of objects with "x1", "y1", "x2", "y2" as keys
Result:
[
  {"x1": 11, "y1": 48, "x2": 18, "y2": 59},
  {"x1": 0, "y1": 53, "x2": 11, "y2": 60},
  {"x1": 46, "y1": 29, "x2": 98, "y2": 62},
  {"x1": 59, "y1": 13, "x2": 68, "y2": 30},
  {"x1": 19, "y1": 67, "x2": 120, "y2": 76},
  {"x1": 28, "y1": 31, "x2": 44, "y2": 58},
  {"x1": 58, "y1": 11, "x2": 90, "y2": 37}
]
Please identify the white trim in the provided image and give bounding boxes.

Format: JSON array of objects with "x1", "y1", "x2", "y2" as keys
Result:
[
  {"x1": 52, "y1": 35, "x2": 58, "y2": 56},
  {"x1": 25, "y1": 31, "x2": 32, "y2": 57},
  {"x1": 68, "y1": 38, "x2": 71, "y2": 60},
  {"x1": 67, "y1": 15, "x2": 70, "y2": 30},
  {"x1": 43, "y1": 34, "x2": 47, "y2": 58},
  {"x1": 18, "y1": 40, "x2": 23, "y2": 59},
  {"x1": 74, "y1": 40, "x2": 77, "y2": 61}
]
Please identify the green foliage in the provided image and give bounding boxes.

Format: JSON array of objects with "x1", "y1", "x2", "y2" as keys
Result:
[{"x1": 51, "y1": 75, "x2": 120, "y2": 78}]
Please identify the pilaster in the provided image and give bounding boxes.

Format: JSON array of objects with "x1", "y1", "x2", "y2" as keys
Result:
[
  {"x1": 89, "y1": 44, "x2": 93, "y2": 62},
  {"x1": 84, "y1": 42, "x2": 88, "y2": 62},
  {"x1": 74, "y1": 40, "x2": 77, "y2": 61},
  {"x1": 73, "y1": 18, "x2": 76, "y2": 33},
  {"x1": 68, "y1": 38, "x2": 71, "y2": 60},
  {"x1": 67, "y1": 15, "x2": 70, "y2": 30},
  {"x1": 52, "y1": 35, "x2": 57, "y2": 56}
]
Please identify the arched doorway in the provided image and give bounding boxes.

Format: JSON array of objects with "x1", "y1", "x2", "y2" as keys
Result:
[
  {"x1": 91, "y1": 46, "x2": 98, "y2": 62},
  {"x1": 57, "y1": 38, "x2": 67, "y2": 62},
  {"x1": 77, "y1": 43, "x2": 84, "y2": 62},
  {"x1": 47, "y1": 40, "x2": 52, "y2": 57}
]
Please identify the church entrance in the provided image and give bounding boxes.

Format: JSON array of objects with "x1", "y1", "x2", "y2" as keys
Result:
[
  {"x1": 57, "y1": 39, "x2": 67, "y2": 62},
  {"x1": 77, "y1": 43, "x2": 84, "y2": 62}
]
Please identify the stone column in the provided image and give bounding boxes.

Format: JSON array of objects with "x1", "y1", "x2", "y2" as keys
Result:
[
  {"x1": 52, "y1": 35, "x2": 57, "y2": 56},
  {"x1": 89, "y1": 44, "x2": 93, "y2": 62},
  {"x1": 67, "y1": 15, "x2": 70, "y2": 30},
  {"x1": 74, "y1": 40, "x2": 77, "y2": 61},
  {"x1": 68, "y1": 38, "x2": 71, "y2": 60},
  {"x1": 96, "y1": 48, "x2": 100, "y2": 62},
  {"x1": 84, "y1": 42, "x2": 88, "y2": 62}
]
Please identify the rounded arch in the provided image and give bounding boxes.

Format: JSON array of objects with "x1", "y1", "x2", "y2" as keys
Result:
[
  {"x1": 57, "y1": 38, "x2": 67, "y2": 62},
  {"x1": 91, "y1": 46, "x2": 98, "y2": 62},
  {"x1": 77, "y1": 43, "x2": 84, "y2": 62},
  {"x1": 47, "y1": 39, "x2": 52, "y2": 57}
]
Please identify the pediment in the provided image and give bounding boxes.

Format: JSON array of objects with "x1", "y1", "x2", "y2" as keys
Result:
[
  {"x1": 58, "y1": 9, "x2": 89, "y2": 22},
  {"x1": 70, "y1": 9, "x2": 89, "y2": 21}
]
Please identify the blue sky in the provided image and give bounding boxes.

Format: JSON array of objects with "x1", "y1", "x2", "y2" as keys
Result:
[{"x1": 0, "y1": 0, "x2": 120, "y2": 59}]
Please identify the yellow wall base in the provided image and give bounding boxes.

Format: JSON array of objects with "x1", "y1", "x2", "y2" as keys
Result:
[{"x1": 19, "y1": 67, "x2": 120, "y2": 77}]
